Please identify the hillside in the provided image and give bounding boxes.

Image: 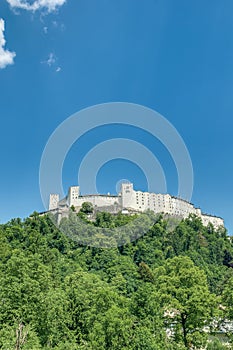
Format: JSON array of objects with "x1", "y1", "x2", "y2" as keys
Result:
[{"x1": 0, "y1": 211, "x2": 233, "y2": 349}]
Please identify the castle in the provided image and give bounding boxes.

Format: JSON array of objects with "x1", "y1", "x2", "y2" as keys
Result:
[{"x1": 49, "y1": 183, "x2": 224, "y2": 229}]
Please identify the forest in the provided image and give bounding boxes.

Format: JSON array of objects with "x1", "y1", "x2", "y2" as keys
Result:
[{"x1": 0, "y1": 207, "x2": 233, "y2": 349}]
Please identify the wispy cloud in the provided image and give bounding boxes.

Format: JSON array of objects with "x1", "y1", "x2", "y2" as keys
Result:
[
  {"x1": 0, "y1": 18, "x2": 16, "y2": 69},
  {"x1": 52, "y1": 20, "x2": 65, "y2": 32},
  {"x1": 43, "y1": 21, "x2": 65, "y2": 35},
  {"x1": 6, "y1": 0, "x2": 66, "y2": 13},
  {"x1": 41, "y1": 52, "x2": 61, "y2": 72},
  {"x1": 44, "y1": 52, "x2": 56, "y2": 66}
]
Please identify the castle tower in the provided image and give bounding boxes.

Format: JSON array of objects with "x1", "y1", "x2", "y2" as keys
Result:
[
  {"x1": 49, "y1": 194, "x2": 59, "y2": 210},
  {"x1": 68, "y1": 186, "x2": 80, "y2": 207},
  {"x1": 121, "y1": 182, "x2": 135, "y2": 208}
]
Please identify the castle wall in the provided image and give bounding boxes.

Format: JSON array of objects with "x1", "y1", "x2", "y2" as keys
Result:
[
  {"x1": 72, "y1": 195, "x2": 120, "y2": 210},
  {"x1": 122, "y1": 189, "x2": 198, "y2": 218},
  {"x1": 49, "y1": 183, "x2": 224, "y2": 229},
  {"x1": 201, "y1": 214, "x2": 224, "y2": 228},
  {"x1": 120, "y1": 185, "x2": 223, "y2": 229}
]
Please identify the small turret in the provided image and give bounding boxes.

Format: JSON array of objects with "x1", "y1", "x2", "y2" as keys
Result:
[{"x1": 49, "y1": 194, "x2": 59, "y2": 210}]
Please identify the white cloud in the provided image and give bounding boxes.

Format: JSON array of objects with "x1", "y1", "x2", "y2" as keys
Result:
[
  {"x1": 6, "y1": 0, "x2": 66, "y2": 12},
  {"x1": 0, "y1": 18, "x2": 16, "y2": 69},
  {"x1": 45, "y1": 52, "x2": 56, "y2": 66},
  {"x1": 42, "y1": 52, "x2": 61, "y2": 72}
]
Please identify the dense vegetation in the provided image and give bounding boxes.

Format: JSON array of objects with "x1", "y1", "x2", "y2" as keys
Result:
[{"x1": 0, "y1": 209, "x2": 233, "y2": 349}]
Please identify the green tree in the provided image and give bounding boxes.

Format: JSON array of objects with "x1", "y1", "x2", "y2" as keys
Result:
[
  {"x1": 0, "y1": 212, "x2": 231, "y2": 349},
  {"x1": 80, "y1": 202, "x2": 94, "y2": 214},
  {"x1": 130, "y1": 283, "x2": 168, "y2": 349},
  {"x1": 206, "y1": 338, "x2": 228, "y2": 349},
  {"x1": 154, "y1": 256, "x2": 218, "y2": 349},
  {"x1": 95, "y1": 212, "x2": 114, "y2": 228},
  {"x1": 0, "y1": 323, "x2": 42, "y2": 350},
  {"x1": 222, "y1": 276, "x2": 233, "y2": 319}
]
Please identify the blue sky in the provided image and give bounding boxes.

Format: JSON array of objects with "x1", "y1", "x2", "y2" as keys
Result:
[{"x1": 0, "y1": 0, "x2": 233, "y2": 233}]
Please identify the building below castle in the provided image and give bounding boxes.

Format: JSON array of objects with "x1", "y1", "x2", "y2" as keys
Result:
[{"x1": 49, "y1": 183, "x2": 224, "y2": 229}]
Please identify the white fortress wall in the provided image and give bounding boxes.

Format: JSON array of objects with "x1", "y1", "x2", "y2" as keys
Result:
[
  {"x1": 76, "y1": 195, "x2": 119, "y2": 209},
  {"x1": 201, "y1": 214, "x2": 224, "y2": 228},
  {"x1": 49, "y1": 182, "x2": 224, "y2": 229},
  {"x1": 123, "y1": 187, "x2": 198, "y2": 218},
  {"x1": 120, "y1": 185, "x2": 223, "y2": 228}
]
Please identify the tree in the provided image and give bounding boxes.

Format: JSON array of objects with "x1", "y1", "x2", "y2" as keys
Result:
[
  {"x1": 70, "y1": 205, "x2": 76, "y2": 212},
  {"x1": 206, "y1": 338, "x2": 228, "y2": 349},
  {"x1": 0, "y1": 213, "x2": 231, "y2": 349},
  {"x1": 130, "y1": 283, "x2": 168, "y2": 349},
  {"x1": 95, "y1": 211, "x2": 114, "y2": 228},
  {"x1": 154, "y1": 256, "x2": 218, "y2": 349},
  {"x1": 80, "y1": 202, "x2": 94, "y2": 214},
  {"x1": 0, "y1": 323, "x2": 41, "y2": 350},
  {"x1": 138, "y1": 262, "x2": 155, "y2": 283},
  {"x1": 222, "y1": 276, "x2": 233, "y2": 320}
]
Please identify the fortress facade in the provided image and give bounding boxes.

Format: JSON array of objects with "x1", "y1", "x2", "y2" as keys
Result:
[{"x1": 49, "y1": 183, "x2": 224, "y2": 228}]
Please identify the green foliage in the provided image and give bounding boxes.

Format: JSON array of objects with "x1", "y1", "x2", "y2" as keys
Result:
[
  {"x1": 0, "y1": 213, "x2": 232, "y2": 348},
  {"x1": 154, "y1": 256, "x2": 218, "y2": 348},
  {"x1": 70, "y1": 205, "x2": 76, "y2": 212},
  {"x1": 206, "y1": 338, "x2": 229, "y2": 349},
  {"x1": 80, "y1": 202, "x2": 94, "y2": 214},
  {"x1": 0, "y1": 323, "x2": 42, "y2": 350}
]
